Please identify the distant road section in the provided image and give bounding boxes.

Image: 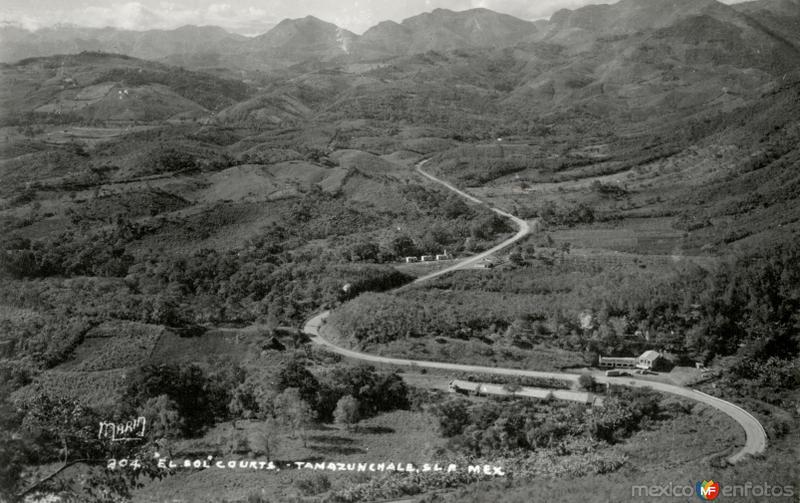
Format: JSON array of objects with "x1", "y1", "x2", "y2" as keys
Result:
[
  {"x1": 306, "y1": 158, "x2": 767, "y2": 465},
  {"x1": 407, "y1": 160, "x2": 531, "y2": 285}
]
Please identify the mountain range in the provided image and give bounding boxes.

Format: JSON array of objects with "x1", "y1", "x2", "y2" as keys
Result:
[
  {"x1": 2, "y1": 0, "x2": 798, "y2": 69},
  {"x1": 3, "y1": 0, "x2": 799, "y2": 128}
]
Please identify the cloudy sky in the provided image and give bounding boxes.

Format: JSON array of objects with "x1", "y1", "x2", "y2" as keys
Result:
[{"x1": 2, "y1": 0, "x2": 745, "y2": 35}]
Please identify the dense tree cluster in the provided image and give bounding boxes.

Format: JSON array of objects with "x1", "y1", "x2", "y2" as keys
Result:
[
  {"x1": 330, "y1": 241, "x2": 800, "y2": 405},
  {"x1": 319, "y1": 365, "x2": 409, "y2": 420},
  {"x1": 328, "y1": 292, "x2": 512, "y2": 346},
  {"x1": 533, "y1": 200, "x2": 596, "y2": 227},
  {"x1": 430, "y1": 388, "x2": 663, "y2": 456},
  {"x1": 10, "y1": 316, "x2": 96, "y2": 368},
  {"x1": 275, "y1": 356, "x2": 409, "y2": 422},
  {"x1": 121, "y1": 362, "x2": 241, "y2": 436},
  {"x1": 400, "y1": 184, "x2": 473, "y2": 219},
  {"x1": 1, "y1": 390, "x2": 165, "y2": 502},
  {"x1": 0, "y1": 222, "x2": 145, "y2": 278},
  {"x1": 1, "y1": 163, "x2": 514, "y2": 333},
  {"x1": 142, "y1": 147, "x2": 199, "y2": 175},
  {"x1": 588, "y1": 388, "x2": 661, "y2": 443}
]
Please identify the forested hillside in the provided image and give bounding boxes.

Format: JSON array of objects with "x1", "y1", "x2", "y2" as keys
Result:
[{"x1": 0, "y1": 1, "x2": 798, "y2": 502}]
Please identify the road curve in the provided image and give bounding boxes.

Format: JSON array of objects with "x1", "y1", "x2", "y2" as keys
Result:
[
  {"x1": 406, "y1": 160, "x2": 531, "y2": 285},
  {"x1": 307, "y1": 311, "x2": 579, "y2": 382},
  {"x1": 306, "y1": 159, "x2": 766, "y2": 464}
]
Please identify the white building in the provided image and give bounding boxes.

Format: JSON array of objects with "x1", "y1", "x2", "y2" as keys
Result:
[
  {"x1": 599, "y1": 350, "x2": 663, "y2": 370},
  {"x1": 636, "y1": 350, "x2": 663, "y2": 370},
  {"x1": 598, "y1": 356, "x2": 636, "y2": 369},
  {"x1": 435, "y1": 250, "x2": 452, "y2": 261}
]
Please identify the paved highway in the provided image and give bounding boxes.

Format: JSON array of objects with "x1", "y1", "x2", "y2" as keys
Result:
[
  {"x1": 407, "y1": 160, "x2": 531, "y2": 284},
  {"x1": 305, "y1": 159, "x2": 767, "y2": 464}
]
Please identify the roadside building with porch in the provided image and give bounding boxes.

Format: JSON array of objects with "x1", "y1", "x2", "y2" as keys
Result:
[
  {"x1": 598, "y1": 356, "x2": 636, "y2": 369},
  {"x1": 599, "y1": 350, "x2": 665, "y2": 370},
  {"x1": 636, "y1": 350, "x2": 665, "y2": 370}
]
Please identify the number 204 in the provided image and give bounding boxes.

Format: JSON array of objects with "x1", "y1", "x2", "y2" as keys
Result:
[{"x1": 107, "y1": 458, "x2": 142, "y2": 470}]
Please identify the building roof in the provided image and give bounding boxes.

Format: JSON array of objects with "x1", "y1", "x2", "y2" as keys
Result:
[{"x1": 639, "y1": 350, "x2": 661, "y2": 360}]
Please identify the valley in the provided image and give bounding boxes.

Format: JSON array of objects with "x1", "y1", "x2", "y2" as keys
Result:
[{"x1": 1, "y1": 1, "x2": 799, "y2": 502}]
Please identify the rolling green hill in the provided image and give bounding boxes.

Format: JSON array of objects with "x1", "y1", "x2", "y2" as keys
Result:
[
  {"x1": 1, "y1": 2, "x2": 799, "y2": 502},
  {"x1": 0, "y1": 52, "x2": 250, "y2": 125}
]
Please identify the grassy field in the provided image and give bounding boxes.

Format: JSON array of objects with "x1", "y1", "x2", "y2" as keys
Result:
[
  {"x1": 58, "y1": 321, "x2": 165, "y2": 372},
  {"x1": 134, "y1": 410, "x2": 448, "y2": 502},
  {"x1": 11, "y1": 368, "x2": 128, "y2": 409},
  {"x1": 129, "y1": 392, "x2": 756, "y2": 503}
]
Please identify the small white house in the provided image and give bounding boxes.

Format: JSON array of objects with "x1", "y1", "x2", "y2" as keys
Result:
[
  {"x1": 405, "y1": 256, "x2": 419, "y2": 263},
  {"x1": 636, "y1": 350, "x2": 663, "y2": 370},
  {"x1": 435, "y1": 251, "x2": 452, "y2": 261}
]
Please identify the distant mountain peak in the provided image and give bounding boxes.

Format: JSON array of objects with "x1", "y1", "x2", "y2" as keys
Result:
[
  {"x1": 273, "y1": 15, "x2": 337, "y2": 29},
  {"x1": 3, "y1": 3, "x2": 798, "y2": 69},
  {"x1": 353, "y1": 7, "x2": 537, "y2": 57},
  {"x1": 544, "y1": 0, "x2": 740, "y2": 40},
  {"x1": 245, "y1": 14, "x2": 355, "y2": 59}
]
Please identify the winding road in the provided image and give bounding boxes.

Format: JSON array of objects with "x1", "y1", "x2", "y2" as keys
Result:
[
  {"x1": 305, "y1": 159, "x2": 767, "y2": 465},
  {"x1": 404, "y1": 160, "x2": 531, "y2": 285}
]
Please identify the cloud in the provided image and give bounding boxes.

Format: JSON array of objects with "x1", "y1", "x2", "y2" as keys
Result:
[
  {"x1": 2, "y1": 1, "x2": 276, "y2": 34},
  {"x1": 82, "y1": 2, "x2": 164, "y2": 30},
  {"x1": 468, "y1": 0, "x2": 612, "y2": 20}
]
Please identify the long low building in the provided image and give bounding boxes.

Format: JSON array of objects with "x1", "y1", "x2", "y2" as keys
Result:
[
  {"x1": 599, "y1": 350, "x2": 665, "y2": 370},
  {"x1": 448, "y1": 380, "x2": 602, "y2": 405},
  {"x1": 598, "y1": 356, "x2": 637, "y2": 369}
]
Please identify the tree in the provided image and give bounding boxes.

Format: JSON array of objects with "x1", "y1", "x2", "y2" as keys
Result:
[
  {"x1": 578, "y1": 374, "x2": 597, "y2": 392},
  {"x1": 137, "y1": 395, "x2": 184, "y2": 453},
  {"x1": 420, "y1": 224, "x2": 452, "y2": 253},
  {"x1": 21, "y1": 393, "x2": 102, "y2": 464},
  {"x1": 469, "y1": 215, "x2": 506, "y2": 240},
  {"x1": 373, "y1": 372, "x2": 409, "y2": 412},
  {"x1": 0, "y1": 431, "x2": 31, "y2": 502},
  {"x1": 228, "y1": 382, "x2": 258, "y2": 427},
  {"x1": 559, "y1": 241, "x2": 571, "y2": 261},
  {"x1": 387, "y1": 234, "x2": 416, "y2": 258},
  {"x1": 295, "y1": 472, "x2": 332, "y2": 496},
  {"x1": 442, "y1": 196, "x2": 471, "y2": 219},
  {"x1": 347, "y1": 240, "x2": 380, "y2": 262},
  {"x1": 333, "y1": 395, "x2": 360, "y2": 431},
  {"x1": 8, "y1": 393, "x2": 166, "y2": 503},
  {"x1": 251, "y1": 417, "x2": 280, "y2": 461},
  {"x1": 430, "y1": 399, "x2": 470, "y2": 437},
  {"x1": 277, "y1": 356, "x2": 320, "y2": 408},
  {"x1": 274, "y1": 388, "x2": 315, "y2": 447},
  {"x1": 122, "y1": 363, "x2": 232, "y2": 437},
  {"x1": 255, "y1": 388, "x2": 278, "y2": 420},
  {"x1": 225, "y1": 428, "x2": 249, "y2": 454}
]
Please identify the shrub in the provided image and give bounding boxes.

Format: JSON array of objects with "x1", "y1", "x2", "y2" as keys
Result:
[{"x1": 295, "y1": 473, "x2": 331, "y2": 496}]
